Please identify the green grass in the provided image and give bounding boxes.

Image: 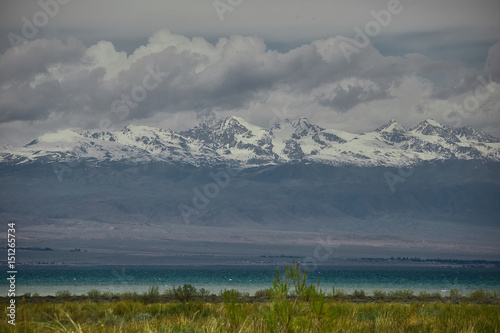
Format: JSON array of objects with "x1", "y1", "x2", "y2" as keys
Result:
[
  {"x1": 2, "y1": 298, "x2": 499, "y2": 332},
  {"x1": 2, "y1": 263, "x2": 499, "y2": 332}
]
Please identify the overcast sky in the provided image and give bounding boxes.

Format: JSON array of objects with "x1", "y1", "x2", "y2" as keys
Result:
[{"x1": 1, "y1": 0, "x2": 499, "y2": 145}]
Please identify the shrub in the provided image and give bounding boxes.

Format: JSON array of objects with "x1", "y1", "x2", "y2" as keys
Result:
[
  {"x1": 263, "y1": 263, "x2": 304, "y2": 332},
  {"x1": 120, "y1": 291, "x2": 140, "y2": 300},
  {"x1": 87, "y1": 289, "x2": 101, "y2": 298},
  {"x1": 373, "y1": 290, "x2": 387, "y2": 299},
  {"x1": 418, "y1": 291, "x2": 431, "y2": 300},
  {"x1": 254, "y1": 288, "x2": 273, "y2": 299},
  {"x1": 389, "y1": 290, "x2": 414, "y2": 298},
  {"x1": 223, "y1": 289, "x2": 246, "y2": 331},
  {"x1": 353, "y1": 290, "x2": 366, "y2": 297},
  {"x1": 142, "y1": 285, "x2": 161, "y2": 303},
  {"x1": 113, "y1": 301, "x2": 137, "y2": 316},
  {"x1": 450, "y1": 289, "x2": 460, "y2": 299},
  {"x1": 101, "y1": 291, "x2": 115, "y2": 299},
  {"x1": 262, "y1": 261, "x2": 325, "y2": 332},
  {"x1": 302, "y1": 284, "x2": 322, "y2": 301},
  {"x1": 171, "y1": 284, "x2": 198, "y2": 302},
  {"x1": 55, "y1": 290, "x2": 72, "y2": 298},
  {"x1": 335, "y1": 289, "x2": 348, "y2": 297},
  {"x1": 219, "y1": 289, "x2": 248, "y2": 300},
  {"x1": 467, "y1": 289, "x2": 493, "y2": 300},
  {"x1": 197, "y1": 288, "x2": 210, "y2": 298}
]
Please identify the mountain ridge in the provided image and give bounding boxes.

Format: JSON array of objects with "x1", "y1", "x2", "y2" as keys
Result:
[{"x1": 1, "y1": 117, "x2": 499, "y2": 167}]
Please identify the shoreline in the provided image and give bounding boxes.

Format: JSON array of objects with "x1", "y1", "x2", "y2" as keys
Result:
[
  {"x1": 3, "y1": 288, "x2": 499, "y2": 305},
  {"x1": 5, "y1": 256, "x2": 500, "y2": 268}
]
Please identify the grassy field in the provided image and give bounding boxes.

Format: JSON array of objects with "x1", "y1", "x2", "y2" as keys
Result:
[
  {"x1": 2, "y1": 264, "x2": 500, "y2": 332},
  {"x1": 2, "y1": 298, "x2": 500, "y2": 332}
]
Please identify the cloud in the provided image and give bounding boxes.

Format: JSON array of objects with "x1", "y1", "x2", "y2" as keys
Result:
[
  {"x1": 0, "y1": 29, "x2": 499, "y2": 143},
  {"x1": 318, "y1": 84, "x2": 391, "y2": 112},
  {"x1": 485, "y1": 41, "x2": 500, "y2": 79},
  {"x1": 0, "y1": 37, "x2": 86, "y2": 84}
]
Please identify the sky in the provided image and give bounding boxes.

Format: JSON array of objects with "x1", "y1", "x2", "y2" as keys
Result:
[{"x1": 0, "y1": 0, "x2": 499, "y2": 145}]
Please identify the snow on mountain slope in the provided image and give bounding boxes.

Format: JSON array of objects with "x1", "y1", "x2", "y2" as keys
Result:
[{"x1": 1, "y1": 117, "x2": 499, "y2": 167}]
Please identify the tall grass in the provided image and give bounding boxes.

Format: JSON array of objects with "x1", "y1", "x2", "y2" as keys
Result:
[{"x1": 2, "y1": 298, "x2": 499, "y2": 332}]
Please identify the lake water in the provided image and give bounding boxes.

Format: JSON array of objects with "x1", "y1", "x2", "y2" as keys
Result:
[{"x1": 5, "y1": 265, "x2": 500, "y2": 297}]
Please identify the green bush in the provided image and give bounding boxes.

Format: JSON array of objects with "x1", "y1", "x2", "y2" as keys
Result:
[
  {"x1": 262, "y1": 261, "x2": 326, "y2": 332},
  {"x1": 302, "y1": 284, "x2": 322, "y2": 301},
  {"x1": 120, "y1": 291, "x2": 140, "y2": 300},
  {"x1": 373, "y1": 290, "x2": 387, "y2": 299},
  {"x1": 197, "y1": 287, "x2": 210, "y2": 298},
  {"x1": 170, "y1": 284, "x2": 198, "y2": 302},
  {"x1": 101, "y1": 291, "x2": 115, "y2": 299},
  {"x1": 418, "y1": 291, "x2": 431, "y2": 300},
  {"x1": 467, "y1": 289, "x2": 493, "y2": 300},
  {"x1": 55, "y1": 290, "x2": 72, "y2": 298},
  {"x1": 87, "y1": 289, "x2": 101, "y2": 298},
  {"x1": 450, "y1": 289, "x2": 461, "y2": 299},
  {"x1": 389, "y1": 289, "x2": 414, "y2": 298},
  {"x1": 353, "y1": 290, "x2": 366, "y2": 297},
  {"x1": 335, "y1": 289, "x2": 348, "y2": 297},
  {"x1": 142, "y1": 285, "x2": 160, "y2": 303},
  {"x1": 112, "y1": 301, "x2": 138, "y2": 316},
  {"x1": 254, "y1": 288, "x2": 273, "y2": 299},
  {"x1": 223, "y1": 289, "x2": 247, "y2": 331},
  {"x1": 219, "y1": 289, "x2": 249, "y2": 300}
]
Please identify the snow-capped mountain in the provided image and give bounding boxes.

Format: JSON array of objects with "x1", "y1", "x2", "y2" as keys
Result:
[{"x1": 1, "y1": 117, "x2": 499, "y2": 167}]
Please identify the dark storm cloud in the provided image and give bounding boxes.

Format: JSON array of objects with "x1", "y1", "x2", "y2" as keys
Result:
[
  {"x1": 318, "y1": 85, "x2": 391, "y2": 113},
  {"x1": 0, "y1": 30, "x2": 497, "y2": 125},
  {"x1": 0, "y1": 37, "x2": 86, "y2": 83},
  {"x1": 485, "y1": 41, "x2": 500, "y2": 79}
]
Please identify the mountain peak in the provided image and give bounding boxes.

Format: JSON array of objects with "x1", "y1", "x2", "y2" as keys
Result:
[
  {"x1": 290, "y1": 117, "x2": 324, "y2": 137},
  {"x1": 223, "y1": 115, "x2": 245, "y2": 124},
  {"x1": 411, "y1": 118, "x2": 450, "y2": 136},
  {"x1": 421, "y1": 118, "x2": 443, "y2": 128},
  {"x1": 217, "y1": 116, "x2": 255, "y2": 132},
  {"x1": 37, "y1": 129, "x2": 82, "y2": 143},
  {"x1": 292, "y1": 117, "x2": 314, "y2": 127},
  {"x1": 376, "y1": 119, "x2": 405, "y2": 132}
]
